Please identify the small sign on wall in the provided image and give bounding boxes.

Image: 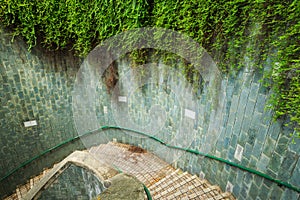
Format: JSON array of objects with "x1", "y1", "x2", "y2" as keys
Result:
[
  {"x1": 226, "y1": 181, "x2": 234, "y2": 193},
  {"x1": 234, "y1": 144, "x2": 244, "y2": 162},
  {"x1": 103, "y1": 106, "x2": 108, "y2": 114},
  {"x1": 118, "y1": 96, "x2": 127, "y2": 102},
  {"x1": 184, "y1": 109, "x2": 196, "y2": 119},
  {"x1": 199, "y1": 171, "x2": 205, "y2": 179},
  {"x1": 24, "y1": 120, "x2": 38, "y2": 127}
]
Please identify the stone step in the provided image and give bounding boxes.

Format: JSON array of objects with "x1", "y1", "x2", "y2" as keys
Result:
[
  {"x1": 187, "y1": 185, "x2": 222, "y2": 199},
  {"x1": 135, "y1": 165, "x2": 175, "y2": 187},
  {"x1": 151, "y1": 171, "x2": 193, "y2": 198},
  {"x1": 162, "y1": 175, "x2": 208, "y2": 199},
  {"x1": 152, "y1": 172, "x2": 203, "y2": 199},
  {"x1": 88, "y1": 143, "x2": 106, "y2": 154},
  {"x1": 152, "y1": 172, "x2": 192, "y2": 199},
  {"x1": 206, "y1": 192, "x2": 235, "y2": 200},
  {"x1": 171, "y1": 178, "x2": 218, "y2": 199},
  {"x1": 149, "y1": 169, "x2": 181, "y2": 191}
]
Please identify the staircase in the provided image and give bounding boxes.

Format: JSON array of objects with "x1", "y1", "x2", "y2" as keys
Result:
[
  {"x1": 5, "y1": 142, "x2": 235, "y2": 200},
  {"x1": 90, "y1": 142, "x2": 235, "y2": 200},
  {"x1": 4, "y1": 168, "x2": 52, "y2": 200}
]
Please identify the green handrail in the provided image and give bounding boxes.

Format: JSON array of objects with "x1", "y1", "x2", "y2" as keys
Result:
[
  {"x1": 143, "y1": 184, "x2": 153, "y2": 200},
  {"x1": 1, "y1": 125, "x2": 300, "y2": 194}
]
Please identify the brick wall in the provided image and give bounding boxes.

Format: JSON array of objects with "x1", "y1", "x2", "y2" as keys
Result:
[{"x1": 0, "y1": 27, "x2": 85, "y2": 198}]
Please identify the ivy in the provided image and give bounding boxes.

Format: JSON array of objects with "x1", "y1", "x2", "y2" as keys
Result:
[
  {"x1": 269, "y1": 1, "x2": 300, "y2": 136},
  {"x1": 0, "y1": 0, "x2": 150, "y2": 56},
  {"x1": 0, "y1": 0, "x2": 299, "y2": 136}
]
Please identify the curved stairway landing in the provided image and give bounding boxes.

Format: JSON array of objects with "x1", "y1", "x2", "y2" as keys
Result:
[{"x1": 90, "y1": 142, "x2": 235, "y2": 200}]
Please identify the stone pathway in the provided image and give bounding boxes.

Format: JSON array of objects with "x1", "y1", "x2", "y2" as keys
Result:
[
  {"x1": 90, "y1": 142, "x2": 235, "y2": 200},
  {"x1": 5, "y1": 142, "x2": 235, "y2": 200}
]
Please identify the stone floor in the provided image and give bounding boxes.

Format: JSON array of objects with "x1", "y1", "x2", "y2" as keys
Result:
[
  {"x1": 90, "y1": 142, "x2": 235, "y2": 200},
  {"x1": 5, "y1": 142, "x2": 235, "y2": 200}
]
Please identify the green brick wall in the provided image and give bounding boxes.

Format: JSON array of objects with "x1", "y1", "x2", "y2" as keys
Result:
[{"x1": 0, "y1": 27, "x2": 85, "y2": 198}]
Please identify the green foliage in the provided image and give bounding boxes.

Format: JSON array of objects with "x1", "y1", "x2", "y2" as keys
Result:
[
  {"x1": 0, "y1": 0, "x2": 150, "y2": 56},
  {"x1": 0, "y1": 0, "x2": 299, "y2": 136},
  {"x1": 129, "y1": 49, "x2": 149, "y2": 68},
  {"x1": 268, "y1": 1, "x2": 300, "y2": 136}
]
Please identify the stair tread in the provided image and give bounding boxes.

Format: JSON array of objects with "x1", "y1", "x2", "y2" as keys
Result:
[
  {"x1": 149, "y1": 169, "x2": 181, "y2": 190},
  {"x1": 151, "y1": 172, "x2": 195, "y2": 197},
  {"x1": 153, "y1": 174, "x2": 208, "y2": 198}
]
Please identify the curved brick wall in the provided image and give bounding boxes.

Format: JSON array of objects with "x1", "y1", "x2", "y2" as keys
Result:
[
  {"x1": 0, "y1": 26, "x2": 299, "y2": 199},
  {"x1": 0, "y1": 28, "x2": 85, "y2": 198},
  {"x1": 90, "y1": 56, "x2": 300, "y2": 200}
]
